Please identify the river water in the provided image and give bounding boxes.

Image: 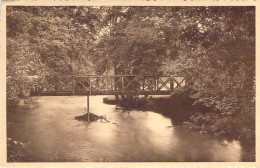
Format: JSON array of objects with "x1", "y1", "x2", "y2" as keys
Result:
[{"x1": 7, "y1": 96, "x2": 247, "y2": 162}]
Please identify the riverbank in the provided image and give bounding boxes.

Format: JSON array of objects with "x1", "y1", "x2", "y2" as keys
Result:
[{"x1": 102, "y1": 92, "x2": 255, "y2": 161}]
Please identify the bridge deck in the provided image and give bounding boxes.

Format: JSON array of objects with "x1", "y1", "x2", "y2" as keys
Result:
[{"x1": 32, "y1": 75, "x2": 186, "y2": 96}]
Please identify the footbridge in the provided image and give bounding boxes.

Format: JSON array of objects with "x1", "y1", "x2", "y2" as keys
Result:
[{"x1": 34, "y1": 75, "x2": 186, "y2": 96}]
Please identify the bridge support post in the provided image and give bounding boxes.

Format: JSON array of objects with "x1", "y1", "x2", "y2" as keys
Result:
[{"x1": 87, "y1": 95, "x2": 90, "y2": 123}]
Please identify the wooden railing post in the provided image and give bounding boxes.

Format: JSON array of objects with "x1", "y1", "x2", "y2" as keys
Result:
[
  {"x1": 105, "y1": 77, "x2": 108, "y2": 94},
  {"x1": 54, "y1": 76, "x2": 58, "y2": 95},
  {"x1": 156, "y1": 77, "x2": 159, "y2": 91},
  {"x1": 170, "y1": 77, "x2": 173, "y2": 92},
  {"x1": 89, "y1": 77, "x2": 92, "y2": 95},
  {"x1": 122, "y1": 76, "x2": 124, "y2": 94},
  {"x1": 72, "y1": 76, "x2": 75, "y2": 95},
  {"x1": 142, "y1": 77, "x2": 145, "y2": 91}
]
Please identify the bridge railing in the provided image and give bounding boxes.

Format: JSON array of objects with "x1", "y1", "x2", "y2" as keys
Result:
[{"x1": 37, "y1": 75, "x2": 186, "y2": 96}]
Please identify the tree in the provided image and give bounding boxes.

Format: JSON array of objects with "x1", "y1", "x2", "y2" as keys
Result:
[
  {"x1": 159, "y1": 7, "x2": 255, "y2": 138},
  {"x1": 91, "y1": 7, "x2": 167, "y2": 75},
  {"x1": 7, "y1": 6, "x2": 102, "y2": 104}
]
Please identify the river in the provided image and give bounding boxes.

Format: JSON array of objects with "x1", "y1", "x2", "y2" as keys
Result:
[{"x1": 7, "y1": 96, "x2": 247, "y2": 162}]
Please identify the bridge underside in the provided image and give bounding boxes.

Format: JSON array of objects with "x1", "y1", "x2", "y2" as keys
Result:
[
  {"x1": 39, "y1": 91, "x2": 174, "y2": 96},
  {"x1": 33, "y1": 75, "x2": 186, "y2": 96}
]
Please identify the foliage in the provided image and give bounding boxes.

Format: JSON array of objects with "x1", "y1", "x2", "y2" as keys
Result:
[
  {"x1": 91, "y1": 7, "x2": 167, "y2": 75},
  {"x1": 7, "y1": 7, "x2": 101, "y2": 104},
  {"x1": 7, "y1": 138, "x2": 29, "y2": 162}
]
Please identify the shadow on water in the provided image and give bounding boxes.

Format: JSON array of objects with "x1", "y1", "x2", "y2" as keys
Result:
[
  {"x1": 148, "y1": 96, "x2": 192, "y2": 126},
  {"x1": 113, "y1": 95, "x2": 192, "y2": 126}
]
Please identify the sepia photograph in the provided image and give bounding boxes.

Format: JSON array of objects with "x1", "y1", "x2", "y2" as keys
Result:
[{"x1": 3, "y1": 3, "x2": 256, "y2": 163}]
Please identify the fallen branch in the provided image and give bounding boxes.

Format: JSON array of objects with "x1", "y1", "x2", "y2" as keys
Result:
[{"x1": 100, "y1": 115, "x2": 110, "y2": 123}]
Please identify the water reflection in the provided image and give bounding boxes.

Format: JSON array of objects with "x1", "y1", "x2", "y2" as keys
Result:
[{"x1": 8, "y1": 96, "x2": 244, "y2": 162}]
